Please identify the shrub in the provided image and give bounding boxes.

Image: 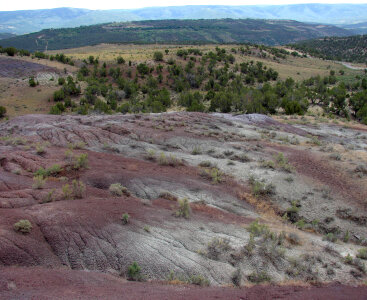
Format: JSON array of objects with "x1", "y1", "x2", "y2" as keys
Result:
[
  {"x1": 247, "y1": 220, "x2": 270, "y2": 237},
  {"x1": 109, "y1": 183, "x2": 130, "y2": 197},
  {"x1": 323, "y1": 233, "x2": 337, "y2": 243},
  {"x1": 47, "y1": 164, "x2": 62, "y2": 176},
  {"x1": 116, "y1": 56, "x2": 125, "y2": 64},
  {"x1": 159, "y1": 192, "x2": 178, "y2": 201},
  {"x1": 42, "y1": 189, "x2": 55, "y2": 203},
  {"x1": 199, "y1": 161, "x2": 213, "y2": 168},
  {"x1": 247, "y1": 271, "x2": 271, "y2": 283},
  {"x1": 232, "y1": 268, "x2": 242, "y2": 287},
  {"x1": 72, "y1": 180, "x2": 86, "y2": 199},
  {"x1": 191, "y1": 146, "x2": 202, "y2": 155},
  {"x1": 176, "y1": 198, "x2": 191, "y2": 218},
  {"x1": 5, "y1": 47, "x2": 16, "y2": 56},
  {"x1": 153, "y1": 51, "x2": 164, "y2": 61},
  {"x1": 58, "y1": 77, "x2": 66, "y2": 85},
  {"x1": 73, "y1": 153, "x2": 88, "y2": 170},
  {"x1": 34, "y1": 164, "x2": 62, "y2": 177},
  {"x1": 200, "y1": 167, "x2": 223, "y2": 184},
  {"x1": 29, "y1": 77, "x2": 38, "y2": 87},
  {"x1": 13, "y1": 219, "x2": 32, "y2": 234},
  {"x1": 251, "y1": 180, "x2": 276, "y2": 196},
  {"x1": 189, "y1": 275, "x2": 209, "y2": 286},
  {"x1": 53, "y1": 89, "x2": 65, "y2": 101},
  {"x1": 127, "y1": 262, "x2": 142, "y2": 281},
  {"x1": 32, "y1": 175, "x2": 46, "y2": 189},
  {"x1": 0, "y1": 106, "x2": 6, "y2": 118},
  {"x1": 36, "y1": 144, "x2": 46, "y2": 155},
  {"x1": 357, "y1": 248, "x2": 367, "y2": 260},
  {"x1": 243, "y1": 234, "x2": 256, "y2": 256},
  {"x1": 122, "y1": 213, "x2": 130, "y2": 225},
  {"x1": 145, "y1": 149, "x2": 156, "y2": 161},
  {"x1": 287, "y1": 232, "x2": 301, "y2": 245},
  {"x1": 206, "y1": 237, "x2": 231, "y2": 260},
  {"x1": 157, "y1": 153, "x2": 182, "y2": 167},
  {"x1": 62, "y1": 184, "x2": 72, "y2": 199}
]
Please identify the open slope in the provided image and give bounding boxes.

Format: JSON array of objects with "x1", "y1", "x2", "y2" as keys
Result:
[
  {"x1": 0, "y1": 19, "x2": 350, "y2": 51},
  {"x1": 0, "y1": 112, "x2": 367, "y2": 297}
]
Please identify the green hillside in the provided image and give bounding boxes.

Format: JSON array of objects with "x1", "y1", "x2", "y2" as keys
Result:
[
  {"x1": 291, "y1": 35, "x2": 367, "y2": 64},
  {"x1": 0, "y1": 19, "x2": 350, "y2": 52}
]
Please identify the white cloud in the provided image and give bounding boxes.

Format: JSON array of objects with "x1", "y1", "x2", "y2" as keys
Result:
[{"x1": 1, "y1": 1, "x2": 367, "y2": 11}]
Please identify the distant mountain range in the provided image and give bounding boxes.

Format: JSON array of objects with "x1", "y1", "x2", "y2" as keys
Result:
[
  {"x1": 0, "y1": 32, "x2": 16, "y2": 39},
  {"x1": 0, "y1": 19, "x2": 351, "y2": 52},
  {"x1": 1, "y1": 4, "x2": 367, "y2": 35}
]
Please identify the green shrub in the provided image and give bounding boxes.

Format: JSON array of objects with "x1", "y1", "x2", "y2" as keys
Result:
[
  {"x1": 0, "y1": 106, "x2": 6, "y2": 118},
  {"x1": 127, "y1": 262, "x2": 142, "y2": 281},
  {"x1": 62, "y1": 184, "x2": 72, "y2": 199},
  {"x1": 189, "y1": 275, "x2": 209, "y2": 286},
  {"x1": 153, "y1": 51, "x2": 164, "y2": 61},
  {"x1": 42, "y1": 189, "x2": 55, "y2": 203},
  {"x1": 200, "y1": 167, "x2": 223, "y2": 184},
  {"x1": 116, "y1": 56, "x2": 125, "y2": 64},
  {"x1": 323, "y1": 233, "x2": 337, "y2": 243},
  {"x1": 247, "y1": 220, "x2": 270, "y2": 237},
  {"x1": 58, "y1": 77, "x2": 66, "y2": 85},
  {"x1": 5, "y1": 47, "x2": 16, "y2": 56},
  {"x1": 72, "y1": 180, "x2": 86, "y2": 199},
  {"x1": 29, "y1": 77, "x2": 38, "y2": 87},
  {"x1": 34, "y1": 164, "x2": 62, "y2": 177},
  {"x1": 32, "y1": 175, "x2": 46, "y2": 189},
  {"x1": 122, "y1": 213, "x2": 130, "y2": 225},
  {"x1": 176, "y1": 198, "x2": 191, "y2": 219},
  {"x1": 73, "y1": 153, "x2": 88, "y2": 169},
  {"x1": 357, "y1": 248, "x2": 367, "y2": 260},
  {"x1": 13, "y1": 219, "x2": 32, "y2": 234},
  {"x1": 53, "y1": 89, "x2": 65, "y2": 101}
]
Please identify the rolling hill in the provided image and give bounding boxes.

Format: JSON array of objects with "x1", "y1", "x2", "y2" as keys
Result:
[
  {"x1": 291, "y1": 35, "x2": 367, "y2": 64},
  {"x1": 0, "y1": 19, "x2": 351, "y2": 52},
  {"x1": 0, "y1": 4, "x2": 367, "y2": 35}
]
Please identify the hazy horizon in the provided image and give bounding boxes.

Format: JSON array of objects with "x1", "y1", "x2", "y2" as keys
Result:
[{"x1": 1, "y1": 1, "x2": 367, "y2": 12}]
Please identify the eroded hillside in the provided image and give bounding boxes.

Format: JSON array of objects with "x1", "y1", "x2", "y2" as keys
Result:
[{"x1": 1, "y1": 112, "x2": 367, "y2": 298}]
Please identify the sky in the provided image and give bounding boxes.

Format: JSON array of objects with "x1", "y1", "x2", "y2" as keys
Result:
[{"x1": 1, "y1": 0, "x2": 367, "y2": 11}]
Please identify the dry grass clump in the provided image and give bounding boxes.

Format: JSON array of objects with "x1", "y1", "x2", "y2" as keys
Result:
[{"x1": 109, "y1": 183, "x2": 131, "y2": 197}]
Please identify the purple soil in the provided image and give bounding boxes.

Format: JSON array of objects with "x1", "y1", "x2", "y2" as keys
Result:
[{"x1": 1, "y1": 267, "x2": 366, "y2": 300}]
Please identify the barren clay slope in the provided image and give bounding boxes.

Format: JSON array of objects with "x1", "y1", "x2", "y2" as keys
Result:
[{"x1": 0, "y1": 112, "x2": 367, "y2": 298}]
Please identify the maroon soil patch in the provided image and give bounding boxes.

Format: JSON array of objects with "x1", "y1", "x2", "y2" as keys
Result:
[{"x1": 1, "y1": 266, "x2": 367, "y2": 300}]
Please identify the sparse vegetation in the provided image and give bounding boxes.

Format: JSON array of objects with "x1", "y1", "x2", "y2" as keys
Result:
[
  {"x1": 73, "y1": 153, "x2": 88, "y2": 170},
  {"x1": 121, "y1": 213, "x2": 130, "y2": 225},
  {"x1": 247, "y1": 271, "x2": 271, "y2": 283},
  {"x1": 13, "y1": 219, "x2": 32, "y2": 234},
  {"x1": 32, "y1": 175, "x2": 46, "y2": 189},
  {"x1": 109, "y1": 183, "x2": 130, "y2": 197},
  {"x1": 127, "y1": 262, "x2": 143, "y2": 281},
  {"x1": 176, "y1": 198, "x2": 191, "y2": 219}
]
